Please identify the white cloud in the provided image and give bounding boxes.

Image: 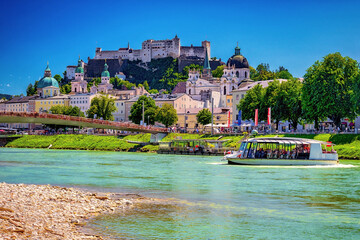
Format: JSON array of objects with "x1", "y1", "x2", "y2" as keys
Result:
[{"x1": 6, "y1": 84, "x2": 10, "y2": 87}]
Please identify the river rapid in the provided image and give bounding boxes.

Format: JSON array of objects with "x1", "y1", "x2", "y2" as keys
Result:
[{"x1": 0, "y1": 148, "x2": 359, "y2": 239}]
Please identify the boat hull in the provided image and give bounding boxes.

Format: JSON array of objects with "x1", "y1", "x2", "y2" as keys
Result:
[{"x1": 227, "y1": 158, "x2": 339, "y2": 166}]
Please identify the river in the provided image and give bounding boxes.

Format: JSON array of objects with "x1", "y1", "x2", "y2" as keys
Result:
[{"x1": 0, "y1": 148, "x2": 359, "y2": 239}]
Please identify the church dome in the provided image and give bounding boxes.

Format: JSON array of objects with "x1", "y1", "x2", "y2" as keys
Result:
[
  {"x1": 37, "y1": 63, "x2": 59, "y2": 89},
  {"x1": 226, "y1": 45, "x2": 249, "y2": 69},
  {"x1": 38, "y1": 77, "x2": 59, "y2": 88}
]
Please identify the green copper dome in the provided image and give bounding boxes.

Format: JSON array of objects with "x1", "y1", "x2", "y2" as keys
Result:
[
  {"x1": 101, "y1": 62, "x2": 110, "y2": 77},
  {"x1": 37, "y1": 63, "x2": 59, "y2": 88},
  {"x1": 37, "y1": 77, "x2": 59, "y2": 88},
  {"x1": 75, "y1": 57, "x2": 84, "y2": 73}
]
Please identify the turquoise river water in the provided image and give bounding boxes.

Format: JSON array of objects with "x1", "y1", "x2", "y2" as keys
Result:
[{"x1": 0, "y1": 148, "x2": 360, "y2": 239}]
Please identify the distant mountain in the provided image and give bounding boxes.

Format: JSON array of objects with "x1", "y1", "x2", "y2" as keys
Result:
[{"x1": 0, "y1": 93, "x2": 12, "y2": 100}]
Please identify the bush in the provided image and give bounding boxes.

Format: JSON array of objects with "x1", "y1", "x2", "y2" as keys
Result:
[{"x1": 140, "y1": 145, "x2": 159, "y2": 152}]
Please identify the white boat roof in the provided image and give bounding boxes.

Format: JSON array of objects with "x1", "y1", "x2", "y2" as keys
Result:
[{"x1": 246, "y1": 137, "x2": 333, "y2": 145}]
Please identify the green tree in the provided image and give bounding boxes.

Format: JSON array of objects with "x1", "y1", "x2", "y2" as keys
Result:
[
  {"x1": 129, "y1": 95, "x2": 158, "y2": 124},
  {"x1": 148, "y1": 89, "x2": 159, "y2": 94},
  {"x1": 143, "y1": 80, "x2": 150, "y2": 91},
  {"x1": 87, "y1": 95, "x2": 116, "y2": 120},
  {"x1": 26, "y1": 83, "x2": 35, "y2": 96},
  {"x1": 60, "y1": 84, "x2": 71, "y2": 94},
  {"x1": 196, "y1": 109, "x2": 212, "y2": 126},
  {"x1": 353, "y1": 73, "x2": 360, "y2": 116},
  {"x1": 50, "y1": 105, "x2": 85, "y2": 117},
  {"x1": 159, "y1": 66, "x2": 186, "y2": 91},
  {"x1": 182, "y1": 64, "x2": 203, "y2": 77},
  {"x1": 262, "y1": 80, "x2": 289, "y2": 130},
  {"x1": 284, "y1": 79, "x2": 302, "y2": 131},
  {"x1": 212, "y1": 65, "x2": 224, "y2": 78},
  {"x1": 275, "y1": 67, "x2": 293, "y2": 79},
  {"x1": 302, "y1": 52, "x2": 359, "y2": 129},
  {"x1": 144, "y1": 107, "x2": 158, "y2": 125},
  {"x1": 156, "y1": 103, "x2": 178, "y2": 127},
  {"x1": 53, "y1": 74, "x2": 62, "y2": 84},
  {"x1": 238, "y1": 84, "x2": 265, "y2": 121}
]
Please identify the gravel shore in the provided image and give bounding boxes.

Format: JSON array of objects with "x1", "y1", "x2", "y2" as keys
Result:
[{"x1": 0, "y1": 182, "x2": 144, "y2": 239}]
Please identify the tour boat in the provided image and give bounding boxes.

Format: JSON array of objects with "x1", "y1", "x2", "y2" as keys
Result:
[{"x1": 224, "y1": 137, "x2": 339, "y2": 165}]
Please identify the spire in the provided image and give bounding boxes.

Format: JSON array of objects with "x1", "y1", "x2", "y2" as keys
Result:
[
  {"x1": 203, "y1": 48, "x2": 211, "y2": 70},
  {"x1": 235, "y1": 43, "x2": 241, "y2": 56},
  {"x1": 128, "y1": 42, "x2": 130, "y2": 49},
  {"x1": 45, "y1": 61, "x2": 50, "y2": 71},
  {"x1": 44, "y1": 62, "x2": 51, "y2": 77}
]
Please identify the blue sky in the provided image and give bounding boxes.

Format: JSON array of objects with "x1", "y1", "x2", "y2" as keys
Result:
[{"x1": 0, "y1": 0, "x2": 359, "y2": 95}]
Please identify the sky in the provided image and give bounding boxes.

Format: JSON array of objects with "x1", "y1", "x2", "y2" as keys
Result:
[{"x1": 0, "y1": 0, "x2": 359, "y2": 95}]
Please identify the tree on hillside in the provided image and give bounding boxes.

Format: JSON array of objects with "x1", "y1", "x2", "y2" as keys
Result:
[
  {"x1": 87, "y1": 95, "x2": 116, "y2": 120},
  {"x1": 159, "y1": 67, "x2": 186, "y2": 91},
  {"x1": 60, "y1": 84, "x2": 71, "y2": 94},
  {"x1": 143, "y1": 81, "x2": 150, "y2": 91},
  {"x1": 238, "y1": 84, "x2": 265, "y2": 121},
  {"x1": 196, "y1": 109, "x2": 212, "y2": 126},
  {"x1": 212, "y1": 65, "x2": 224, "y2": 78},
  {"x1": 110, "y1": 77, "x2": 136, "y2": 90},
  {"x1": 129, "y1": 95, "x2": 158, "y2": 124},
  {"x1": 302, "y1": 52, "x2": 359, "y2": 129},
  {"x1": 182, "y1": 64, "x2": 203, "y2": 77},
  {"x1": 53, "y1": 74, "x2": 62, "y2": 84},
  {"x1": 156, "y1": 103, "x2": 178, "y2": 127}
]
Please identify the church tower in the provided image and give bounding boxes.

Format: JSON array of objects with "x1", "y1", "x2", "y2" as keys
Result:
[
  {"x1": 202, "y1": 48, "x2": 212, "y2": 78},
  {"x1": 101, "y1": 61, "x2": 110, "y2": 83},
  {"x1": 71, "y1": 56, "x2": 88, "y2": 93}
]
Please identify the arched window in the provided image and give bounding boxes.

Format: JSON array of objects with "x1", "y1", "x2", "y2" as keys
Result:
[
  {"x1": 75, "y1": 88, "x2": 77, "y2": 93},
  {"x1": 236, "y1": 71, "x2": 239, "y2": 78},
  {"x1": 245, "y1": 71, "x2": 248, "y2": 78},
  {"x1": 232, "y1": 86, "x2": 235, "y2": 90},
  {"x1": 189, "y1": 89, "x2": 191, "y2": 95},
  {"x1": 224, "y1": 86, "x2": 227, "y2": 95}
]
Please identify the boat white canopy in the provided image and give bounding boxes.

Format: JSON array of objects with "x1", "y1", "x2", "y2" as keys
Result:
[{"x1": 245, "y1": 137, "x2": 334, "y2": 145}]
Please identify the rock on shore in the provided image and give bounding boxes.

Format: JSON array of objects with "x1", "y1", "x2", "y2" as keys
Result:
[{"x1": 0, "y1": 183, "x2": 136, "y2": 239}]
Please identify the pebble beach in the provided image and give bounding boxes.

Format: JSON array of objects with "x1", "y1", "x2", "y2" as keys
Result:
[{"x1": 0, "y1": 182, "x2": 146, "y2": 239}]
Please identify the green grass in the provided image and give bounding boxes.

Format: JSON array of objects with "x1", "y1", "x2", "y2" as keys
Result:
[
  {"x1": 4, "y1": 133, "x2": 360, "y2": 159},
  {"x1": 123, "y1": 133, "x2": 152, "y2": 142},
  {"x1": 6, "y1": 135, "x2": 138, "y2": 152}
]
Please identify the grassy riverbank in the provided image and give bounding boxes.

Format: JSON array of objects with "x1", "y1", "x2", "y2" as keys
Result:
[{"x1": 4, "y1": 133, "x2": 360, "y2": 159}]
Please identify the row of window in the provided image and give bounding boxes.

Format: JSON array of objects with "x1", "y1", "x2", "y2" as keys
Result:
[
  {"x1": 70, "y1": 101, "x2": 88, "y2": 104},
  {"x1": 40, "y1": 101, "x2": 65, "y2": 104}
]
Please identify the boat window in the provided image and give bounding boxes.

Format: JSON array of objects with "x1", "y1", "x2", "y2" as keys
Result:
[
  {"x1": 243, "y1": 143, "x2": 251, "y2": 158},
  {"x1": 239, "y1": 142, "x2": 246, "y2": 151},
  {"x1": 296, "y1": 144, "x2": 310, "y2": 159},
  {"x1": 247, "y1": 142, "x2": 258, "y2": 158}
]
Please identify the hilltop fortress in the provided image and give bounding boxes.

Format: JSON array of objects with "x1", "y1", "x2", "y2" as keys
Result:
[{"x1": 93, "y1": 35, "x2": 210, "y2": 63}]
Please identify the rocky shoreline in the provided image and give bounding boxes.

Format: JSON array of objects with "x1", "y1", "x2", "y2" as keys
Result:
[{"x1": 0, "y1": 183, "x2": 148, "y2": 239}]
